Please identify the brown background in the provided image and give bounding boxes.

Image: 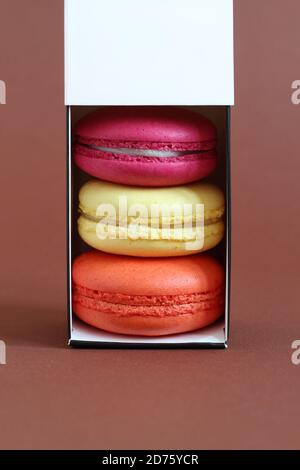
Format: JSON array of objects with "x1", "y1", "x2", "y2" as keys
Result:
[{"x1": 0, "y1": 0, "x2": 300, "y2": 450}]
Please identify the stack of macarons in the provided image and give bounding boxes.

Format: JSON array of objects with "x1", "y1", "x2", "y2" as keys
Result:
[{"x1": 72, "y1": 107, "x2": 225, "y2": 337}]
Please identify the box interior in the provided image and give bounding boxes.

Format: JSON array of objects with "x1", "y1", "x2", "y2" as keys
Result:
[{"x1": 68, "y1": 106, "x2": 229, "y2": 347}]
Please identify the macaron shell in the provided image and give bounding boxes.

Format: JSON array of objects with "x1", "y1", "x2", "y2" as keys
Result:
[
  {"x1": 75, "y1": 106, "x2": 217, "y2": 146},
  {"x1": 72, "y1": 251, "x2": 225, "y2": 296},
  {"x1": 79, "y1": 180, "x2": 225, "y2": 223},
  {"x1": 74, "y1": 149, "x2": 217, "y2": 187},
  {"x1": 73, "y1": 302, "x2": 223, "y2": 337}
]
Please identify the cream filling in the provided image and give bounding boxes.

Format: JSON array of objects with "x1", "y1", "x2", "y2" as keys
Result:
[
  {"x1": 78, "y1": 212, "x2": 224, "y2": 242},
  {"x1": 79, "y1": 143, "x2": 205, "y2": 158},
  {"x1": 79, "y1": 206, "x2": 225, "y2": 227}
]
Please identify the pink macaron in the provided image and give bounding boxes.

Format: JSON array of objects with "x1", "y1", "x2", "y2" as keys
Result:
[{"x1": 73, "y1": 107, "x2": 218, "y2": 187}]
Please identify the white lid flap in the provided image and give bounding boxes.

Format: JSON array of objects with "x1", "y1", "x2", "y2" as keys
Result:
[{"x1": 65, "y1": 0, "x2": 234, "y2": 105}]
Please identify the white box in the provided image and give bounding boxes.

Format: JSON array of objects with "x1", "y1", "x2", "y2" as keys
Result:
[
  {"x1": 65, "y1": 0, "x2": 234, "y2": 348},
  {"x1": 65, "y1": 0, "x2": 234, "y2": 105}
]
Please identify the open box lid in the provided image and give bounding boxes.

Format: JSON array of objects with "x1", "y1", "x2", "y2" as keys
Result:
[{"x1": 65, "y1": 0, "x2": 234, "y2": 105}]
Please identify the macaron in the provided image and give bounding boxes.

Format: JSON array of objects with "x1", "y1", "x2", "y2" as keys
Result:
[
  {"x1": 72, "y1": 251, "x2": 225, "y2": 336},
  {"x1": 77, "y1": 180, "x2": 225, "y2": 257},
  {"x1": 73, "y1": 106, "x2": 217, "y2": 186}
]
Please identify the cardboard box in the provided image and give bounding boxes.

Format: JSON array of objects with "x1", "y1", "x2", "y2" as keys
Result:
[{"x1": 65, "y1": 0, "x2": 234, "y2": 348}]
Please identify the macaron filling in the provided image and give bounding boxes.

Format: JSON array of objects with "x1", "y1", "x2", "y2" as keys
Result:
[
  {"x1": 78, "y1": 205, "x2": 224, "y2": 241},
  {"x1": 77, "y1": 142, "x2": 215, "y2": 159},
  {"x1": 75, "y1": 135, "x2": 216, "y2": 152},
  {"x1": 79, "y1": 207, "x2": 224, "y2": 226}
]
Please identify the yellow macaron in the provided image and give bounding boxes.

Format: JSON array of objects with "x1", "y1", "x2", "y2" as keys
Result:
[{"x1": 77, "y1": 180, "x2": 225, "y2": 257}]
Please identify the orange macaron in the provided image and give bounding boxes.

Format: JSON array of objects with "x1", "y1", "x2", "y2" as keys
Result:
[{"x1": 72, "y1": 251, "x2": 225, "y2": 337}]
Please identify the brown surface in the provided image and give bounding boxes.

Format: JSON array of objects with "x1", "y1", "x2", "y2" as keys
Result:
[{"x1": 0, "y1": 0, "x2": 300, "y2": 450}]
